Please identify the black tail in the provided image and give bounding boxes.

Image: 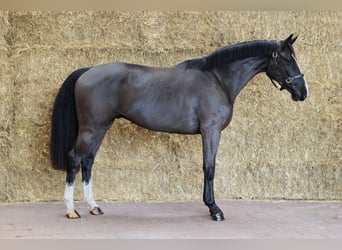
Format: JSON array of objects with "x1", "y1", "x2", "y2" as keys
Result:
[{"x1": 50, "y1": 67, "x2": 91, "y2": 171}]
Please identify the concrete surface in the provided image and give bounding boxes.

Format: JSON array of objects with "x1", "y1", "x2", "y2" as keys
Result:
[{"x1": 0, "y1": 200, "x2": 341, "y2": 239}]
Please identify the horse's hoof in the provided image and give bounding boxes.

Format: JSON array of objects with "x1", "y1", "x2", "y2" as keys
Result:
[
  {"x1": 66, "y1": 210, "x2": 81, "y2": 219},
  {"x1": 90, "y1": 207, "x2": 104, "y2": 216},
  {"x1": 211, "y1": 212, "x2": 225, "y2": 221}
]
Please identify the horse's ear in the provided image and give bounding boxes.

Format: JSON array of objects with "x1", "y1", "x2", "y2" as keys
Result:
[
  {"x1": 290, "y1": 35, "x2": 298, "y2": 44},
  {"x1": 284, "y1": 34, "x2": 298, "y2": 45}
]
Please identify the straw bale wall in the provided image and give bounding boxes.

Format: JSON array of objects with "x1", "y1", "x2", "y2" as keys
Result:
[{"x1": 0, "y1": 11, "x2": 341, "y2": 203}]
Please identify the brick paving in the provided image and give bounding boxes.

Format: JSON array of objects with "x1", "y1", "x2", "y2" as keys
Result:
[{"x1": 0, "y1": 200, "x2": 341, "y2": 239}]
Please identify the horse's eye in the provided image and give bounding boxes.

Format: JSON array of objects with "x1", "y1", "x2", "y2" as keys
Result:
[{"x1": 286, "y1": 59, "x2": 293, "y2": 66}]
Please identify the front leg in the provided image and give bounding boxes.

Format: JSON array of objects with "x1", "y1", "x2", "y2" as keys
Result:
[{"x1": 201, "y1": 128, "x2": 225, "y2": 221}]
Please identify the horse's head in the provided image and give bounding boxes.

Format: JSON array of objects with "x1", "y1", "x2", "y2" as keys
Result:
[{"x1": 266, "y1": 34, "x2": 308, "y2": 101}]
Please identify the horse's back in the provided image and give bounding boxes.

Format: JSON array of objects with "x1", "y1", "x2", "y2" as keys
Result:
[
  {"x1": 73, "y1": 61, "x2": 229, "y2": 134},
  {"x1": 75, "y1": 61, "x2": 201, "y2": 108}
]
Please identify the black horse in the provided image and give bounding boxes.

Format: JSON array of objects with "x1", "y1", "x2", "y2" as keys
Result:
[{"x1": 50, "y1": 34, "x2": 308, "y2": 221}]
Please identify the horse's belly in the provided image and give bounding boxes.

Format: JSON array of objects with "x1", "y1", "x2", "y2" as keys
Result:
[{"x1": 123, "y1": 101, "x2": 200, "y2": 134}]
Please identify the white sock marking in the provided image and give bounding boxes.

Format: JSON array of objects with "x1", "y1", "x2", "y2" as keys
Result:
[
  {"x1": 64, "y1": 183, "x2": 75, "y2": 213},
  {"x1": 83, "y1": 179, "x2": 98, "y2": 210}
]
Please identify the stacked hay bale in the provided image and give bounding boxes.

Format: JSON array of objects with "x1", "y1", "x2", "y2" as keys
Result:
[
  {"x1": 0, "y1": 12, "x2": 12, "y2": 202},
  {"x1": 0, "y1": 11, "x2": 341, "y2": 203}
]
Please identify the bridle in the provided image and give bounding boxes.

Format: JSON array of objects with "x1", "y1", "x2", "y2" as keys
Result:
[{"x1": 268, "y1": 50, "x2": 304, "y2": 91}]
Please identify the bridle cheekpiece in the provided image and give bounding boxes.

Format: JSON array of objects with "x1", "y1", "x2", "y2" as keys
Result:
[{"x1": 269, "y1": 50, "x2": 304, "y2": 91}]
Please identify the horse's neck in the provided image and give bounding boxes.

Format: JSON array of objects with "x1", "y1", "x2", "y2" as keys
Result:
[{"x1": 214, "y1": 57, "x2": 268, "y2": 103}]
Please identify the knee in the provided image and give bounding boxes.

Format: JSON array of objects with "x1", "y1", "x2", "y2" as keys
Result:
[{"x1": 203, "y1": 164, "x2": 215, "y2": 180}]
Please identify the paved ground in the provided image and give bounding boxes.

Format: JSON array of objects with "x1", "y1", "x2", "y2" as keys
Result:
[{"x1": 0, "y1": 200, "x2": 341, "y2": 239}]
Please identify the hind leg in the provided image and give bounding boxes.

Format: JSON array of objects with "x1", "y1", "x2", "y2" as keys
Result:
[
  {"x1": 64, "y1": 129, "x2": 104, "y2": 219},
  {"x1": 81, "y1": 145, "x2": 104, "y2": 216},
  {"x1": 64, "y1": 149, "x2": 82, "y2": 219},
  {"x1": 79, "y1": 123, "x2": 112, "y2": 216}
]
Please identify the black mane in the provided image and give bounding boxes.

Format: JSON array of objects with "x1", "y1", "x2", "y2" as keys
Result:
[{"x1": 184, "y1": 40, "x2": 279, "y2": 71}]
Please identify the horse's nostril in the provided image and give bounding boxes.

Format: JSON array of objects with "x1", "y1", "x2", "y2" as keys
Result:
[{"x1": 302, "y1": 92, "x2": 307, "y2": 100}]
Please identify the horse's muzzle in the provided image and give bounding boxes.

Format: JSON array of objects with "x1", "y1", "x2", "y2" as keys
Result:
[{"x1": 292, "y1": 92, "x2": 307, "y2": 101}]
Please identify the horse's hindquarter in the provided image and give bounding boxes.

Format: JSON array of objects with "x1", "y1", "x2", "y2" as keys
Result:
[{"x1": 75, "y1": 62, "x2": 231, "y2": 134}]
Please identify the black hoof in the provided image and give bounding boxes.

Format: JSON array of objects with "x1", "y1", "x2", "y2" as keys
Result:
[
  {"x1": 90, "y1": 207, "x2": 104, "y2": 216},
  {"x1": 211, "y1": 212, "x2": 225, "y2": 221}
]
